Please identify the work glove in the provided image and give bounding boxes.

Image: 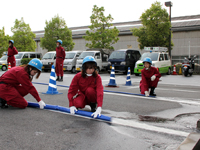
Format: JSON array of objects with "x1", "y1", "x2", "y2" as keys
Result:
[
  {"x1": 38, "y1": 100, "x2": 46, "y2": 109},
  {"x1": 91, "y1": 107, "x2": 102, "y2": 118},
  {"x1": 144, "y1": 91, "x2": 149, "y2": 97},
  {"x1": 70, "y1": 106, "x2": 77, "y2": 115},
  {"x1": 151, "y1": 75, "x2": 156, "y2": 81}
]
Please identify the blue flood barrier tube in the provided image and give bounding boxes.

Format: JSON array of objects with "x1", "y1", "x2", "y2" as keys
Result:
[
  {"x1": 32, "y1": 82, "x2": 155, "y2": 98},
  {"x1": 28, "y1": 102, "x2": 111, "y2": 122}
]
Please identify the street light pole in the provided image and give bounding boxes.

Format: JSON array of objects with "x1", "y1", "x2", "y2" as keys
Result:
[{"x1": 165, "y1": 1, "x2": 173, "y2": 61}]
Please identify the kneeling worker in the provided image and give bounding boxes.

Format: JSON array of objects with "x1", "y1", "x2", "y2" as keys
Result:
[
  {"x1": 68, "y1": 56, "x2": 104, "y2": 118},
  {"x1": 0, "y1": 59, "x2": 46, "y2": 109},
  {"x1": 140, "y1": 57, "x2": 161, "y2": 96}
]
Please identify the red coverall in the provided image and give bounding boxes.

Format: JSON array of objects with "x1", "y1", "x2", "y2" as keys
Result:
[
  {"x1": 68, "y1": 72, "x2": 104, "y2": 108},
  {"x1": 7, "y1": 47, "x2": 18, "y2": 67},
  {"x1": 140, "y1": 66, "x2": 161, "y2": 94},
  {"x1": 0, "y1": 67, "x2": 41, "y2": 108},
  {"x1": 56, "y1": 46, "x2": 65, "y2": 77}
]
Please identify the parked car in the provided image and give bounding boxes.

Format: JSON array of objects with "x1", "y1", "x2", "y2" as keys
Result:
[
  {"x1": 107, "y1": 49, "x2": 141, "y2": 74},
  {"x1": 15, "y1": 52, "x2": 42, "y2": 66},
  {"x1": 134, "y1": 47, "x2": 171, "y2": 76},
  {"x1": 76, "y1": 49, "x2": 113, "y2": 72},
  {"x1": 63, "y1": 51, "x2": 82, "y2": 73},
  {"x1": 0, "y1": 55, "x2": 8, "y2": 71},
  {"x1": 41, "y1": 51, "x2": 56, "y2": 72}
]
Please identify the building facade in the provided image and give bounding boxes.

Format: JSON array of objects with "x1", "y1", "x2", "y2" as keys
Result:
[{"x1": 34, "y1": 15, "x2": 200, "y2": 64}]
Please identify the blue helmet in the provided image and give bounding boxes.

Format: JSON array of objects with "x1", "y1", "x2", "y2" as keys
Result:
[
  {"x1": 143, "y1": 57, "x2": 152, "y2": 65},
  {"x1": 9, "y1": 40, "x2": 14, "y2": 44},
  {"x1": 82, "y1": 56, "x2": 97, "y2": 67},
  {"x1": 56, "y1": 40, "x2": 62, "y2": 45},
  {"x1": 28, "y1": 58, "x2": 43, "y2": 71}
]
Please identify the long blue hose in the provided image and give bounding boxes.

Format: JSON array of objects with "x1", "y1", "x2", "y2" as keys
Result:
[
  {"x1": 32, "y1": 82, "x2": 155, "y2": 98},
  {"x1": 28, "y1": 102, "x2": 111, "y2": 122}
]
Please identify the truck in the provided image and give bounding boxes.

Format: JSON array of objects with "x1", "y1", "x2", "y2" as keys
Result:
[{"x1": 76, "y1": 48, "x2": 113, "y2": 72}]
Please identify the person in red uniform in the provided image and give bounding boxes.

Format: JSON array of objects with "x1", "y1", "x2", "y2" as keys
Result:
[
  {"x1": 0, "y1": 58, "x2": 46, "y2": 109},
  {"x1": 56, "y1": 40, "x2": 65, "y2": 82},
  {"x1": 140, "y1": 57, "x2": 161, "y2": 96},
  {"x1": 68, "y1": 56, "x2": 104, "y2": 118},
  {"x1": 7, "y1": 40, "x2": 18, "y2": 67}
]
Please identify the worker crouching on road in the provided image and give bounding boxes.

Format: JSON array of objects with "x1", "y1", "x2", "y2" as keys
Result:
[
  {"x1": 7, "y1": 40, "x2": 18, "y2": 67},
  {"x1": 68, "y1": 56, "x2": 104, "y2": 118},
  {"x1": 140, "y1": 57, "x2": 161, "y2": 96},
  {"x1": 56, "y1": 40, "x2": 65, "y2": 82},
  {"x1": 0, "y1": 58, "x2": 46, "y2": 109}
]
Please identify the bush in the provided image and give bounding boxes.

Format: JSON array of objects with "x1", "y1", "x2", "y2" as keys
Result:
[{"x1": 21, "y1": 58, "x2": 33, "y2": 65}]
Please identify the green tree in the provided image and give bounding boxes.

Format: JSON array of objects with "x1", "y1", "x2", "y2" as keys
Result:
[
  {"x1": 40, "y1": 15, "x2": 74, "y2": 51},
  {"x1": 11, "y1": 17, "x2": 36, "y2": 51},
  {"x1": 0, "y1": 27, "x2": 10, "y2": 56},
  {"x1": 83, "y1": 5, "x2": 119, "y2": 49},
  {"x1": 131, "y1": 1, "x2": 173, "y2": 50}
]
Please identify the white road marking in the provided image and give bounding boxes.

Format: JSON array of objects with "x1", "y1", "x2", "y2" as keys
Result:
[
  {"x1": 104, "y1": 92, "x2": 200, "y2": 106},
  {"x1": 46, "y1": 108, "x2": 189, "y2": 137},
  {"x1": 112, "y1": 118, "x2": 189, "y2": 137},
  {"x1": 157, "y1": 88, "x2": 199, "y2": 93}
]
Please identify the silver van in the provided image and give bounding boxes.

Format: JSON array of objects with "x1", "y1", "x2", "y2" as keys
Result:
[
  {"x1": 15, "y1": 52, "x2": 42, "y2": 66},
  {"x1": 41, "y1": 51, "x2": 56, "y2": 72},
  {"x1": 64, "y1": 51, "x2": 82, "y2": 73}
]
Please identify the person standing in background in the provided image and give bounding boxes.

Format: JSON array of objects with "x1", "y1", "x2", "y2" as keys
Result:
[
  {"x1": 7, "y1": 40, "x2": 18, "y2": 67},
  {"x1": 55, "y1": 40, "x2": 65, "y2": 82}
]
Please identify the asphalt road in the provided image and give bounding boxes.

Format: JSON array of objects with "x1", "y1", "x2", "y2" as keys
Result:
[{"x1": 0, "y1": 70, "x2": 200, "y2": 150}]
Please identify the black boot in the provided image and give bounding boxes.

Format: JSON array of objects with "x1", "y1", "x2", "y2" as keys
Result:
[
  {"x1": 0, "y1": 98, "x2": 8, "y2": 108},
  {"x1": 56, "y1": 76, "x2": 59, "y2": 81},
  {"x1": 150, "y1": 87, "x2": 156, "y2": 96},
  {"x1": 59, "y1": 76, "x2": 63, "y2": 82},
  {"x1": 90, "y1": 103, "x2": 97, "y2": 112}
]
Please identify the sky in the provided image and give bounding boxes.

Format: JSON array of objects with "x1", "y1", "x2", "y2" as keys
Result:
[{"x1": 0, "y1": 0, "x2": 199, "y2": 36}]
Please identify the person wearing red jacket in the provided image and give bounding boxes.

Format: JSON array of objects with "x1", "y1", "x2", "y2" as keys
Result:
[
  {"x1": 0, "y1": 58, "x2": 46, "y2": 109},
  {"x1": 68, "y1": 56, "x2": 104, "y2": 118},
  {"x1": 56, "y1": 40, "x2": 65, "y2": 82},
  {"x1": 140, "y1": 57, "x2": 161, "y2": 96},
  {"x1": 7, "y1": 40, "x2": 18, "y2": 67}
]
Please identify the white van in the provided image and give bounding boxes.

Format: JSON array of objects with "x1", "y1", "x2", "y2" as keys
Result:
[
  {"x1": 76, "y1": 49, "x2": 112, "y2": 72},
  {"x1": 134, "y1": 47, "x2": 171, "y2": 75},
  {"x1": 15, "y1": 52, "x2": 42, "y2": 66},
  {"x1": 63, "y1": 51, "x2": 82, "y2": 73},
  {"x1": 41, "y1": 51, "x2": 56, "y2": 72}
]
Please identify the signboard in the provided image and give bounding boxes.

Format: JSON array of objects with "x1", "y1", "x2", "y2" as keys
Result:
[{"x1": 144, "y1": 47, "x2": 168, "y2": 52}]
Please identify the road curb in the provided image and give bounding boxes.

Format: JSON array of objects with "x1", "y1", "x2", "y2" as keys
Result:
[{"x1": 176, "y1": 132, "x2": 200, "y2": 150}]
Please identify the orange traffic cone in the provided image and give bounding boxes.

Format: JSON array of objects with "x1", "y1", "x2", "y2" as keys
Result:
[
  {"x1": 172, "y1": 65, "x2": 177, "y2": 75},
  {"x1": 157, "y1": 67, "x2": 159, "y2": 72},
  {"x1": 8, "y1": 62, "x2": 11, "y2": 70}
]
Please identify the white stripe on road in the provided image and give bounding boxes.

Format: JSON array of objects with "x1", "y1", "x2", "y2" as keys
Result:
[
  {"x1": 157, "y1": 88, "x2": 199, "y2": 93},
  {"x1": 104, "y1": 92, "x2": 200, "y2": 106},
  {"x1": 47, "y1": 108, "x2": 189, "y2": 137},
  {"x1": 112, "y1": 118, "x2": 189, "y2": 137}
]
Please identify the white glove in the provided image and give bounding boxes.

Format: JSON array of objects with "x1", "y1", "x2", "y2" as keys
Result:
[
  {"x1": 151, "y1": 75, "x2": 156, "y2": 81},
  {"x1": 145, "y1": 91, "x2": 149, "y2": 97},
  {"x1": 70, "y1": 106, "x2": 77, "y2": 115},
  {"x1": 38, "y1": 100, "x2": 46, "y2": 109},
  {"x1": 91, "y1": 107, "x2": 102, "y2": 118}
]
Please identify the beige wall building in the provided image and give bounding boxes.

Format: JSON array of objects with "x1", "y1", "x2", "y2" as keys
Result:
[{"x1": 34, "y1": 15, "x2": 200, "y2": 64}]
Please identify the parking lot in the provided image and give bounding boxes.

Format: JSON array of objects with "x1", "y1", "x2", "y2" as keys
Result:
[{"x1": 0, "y1": 70, "x2": 200, "y2": 150}]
